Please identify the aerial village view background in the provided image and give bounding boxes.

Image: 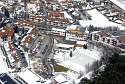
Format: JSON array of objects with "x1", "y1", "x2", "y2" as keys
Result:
[{"x1": 0, "y1": 0, "x2": 125, "y2": 84}]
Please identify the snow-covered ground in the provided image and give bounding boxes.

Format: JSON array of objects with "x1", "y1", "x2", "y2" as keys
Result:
[
  {"x1": 54, "y1": 46, "x2": 101, "y2": 83},
  {"x1": 0, "y1": 48, "x2": 9, "y2": 73},
  {"x1": 79, "y1": 9, "x2": 125, "y2": 30}
]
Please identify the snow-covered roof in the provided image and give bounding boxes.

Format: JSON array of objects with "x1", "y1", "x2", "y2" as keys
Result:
[
  {"x1": 109, "y1": 0, "x2": 125, "y2": 11},
  {"x1": 56, "y1": 43, "x2": 74, "y2": 48},
  {"x1": 4, "y1": 42, "x2": 10, "y2": 51},
  {"x1": 17, "y1": 69, "x2": 52, "y2": 84},
  {"x1": 0, "y1": 48, "x2": 8, "y2": 73},
  {"x1": 66, "y1": 25, "x2": 79, "y2": 30},
  {"x1": 79, "y1": 9, "x2": 125, "y2": 30},
  {"x1": 8, "y1": 54, "x2": 15, "y2": 63},
  {"x1": 63, "y1": 11, "x2": 73, "y2": 19},
  {"x1": 27, "y1": 28, "x2": 34, "y2": 34},
  {"x1": 76, "y1": 41, "x2": 87, "y2": 45},
  {"x1": 54, "y1": 74, "x2": 67, "y2": 83},
  {"x1": 52, "y1": 28, "x2": 65, "y2": 32}
]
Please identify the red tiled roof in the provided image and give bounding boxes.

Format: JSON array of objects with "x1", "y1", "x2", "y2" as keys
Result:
[
  {"x1": 17, "y1": 21, "x2": 35, "y2": 27},
  {"x1": 23, "y1": 36, "x2": 33, "y2": 44},
  {"x1": 49, "y1": 12, "x2": 65, "y2": 17},
  {"x1": 111, "y1": 9, "x2": 120, "y2": 13},
  {"x1": 98, "y1": 31, "x2": 111, "y2": 37},
  {"x1": 35, "y1": 1, "x2": 43, "y2": 7},
  {"x1": 29, "y1": 28, "x2": 39, "y2": 35},
  {"x1": 116, "y1": 35, "x2": 125, "y2": 44},
  {"x1": 0, "y1": 27, "x2": 14, "y2": 38},
  {"x1": 5, "y1": 28, "x2": 14, "y2": 37}
]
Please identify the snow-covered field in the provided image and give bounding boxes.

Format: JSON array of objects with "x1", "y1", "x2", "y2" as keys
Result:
[
  {"x1": 79, "y1": 9, "x2": 125, "y2": 30},
  {"x1": 54, "y1": 46, "x2": 101, "y2": 83}
]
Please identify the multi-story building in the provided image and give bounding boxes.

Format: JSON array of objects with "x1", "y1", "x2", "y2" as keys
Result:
[
  {"x1": 65, "y1": 25, "x2": 87, "y2": 41},
  {"x1": 51, "y1": 28, "x2": 66, "y2": 36},
  {"x1": 66, "y1": 30, "x2": 87, "y2": 41},
  {"x1": 91, "y1": 31, "x2": 125, "y2": 49}
]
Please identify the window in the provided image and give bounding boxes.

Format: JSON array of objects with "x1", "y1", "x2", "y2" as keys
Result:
[
  {"x1": 107, "y1": 39, "x2": 110, "y2": 43},
  {"x1": 102, "y1": 38, "x2": 105, "y2": 42}
]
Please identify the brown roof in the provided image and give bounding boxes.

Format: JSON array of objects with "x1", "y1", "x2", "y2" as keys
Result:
[
  {"x1": 61, "y1": 0, "x2": 68, "y2": 4},
  {"x1": 29, "y1": 28, "x2": 39, "y2": 35},
  {"x1": 116, "y1": 35, "x2": 125, "y2": 44},
  {"x1": 49, "y1": 12, "x2": 64, "y2": 17},
  {"x1": 17, "y1": 21, "x2": 35, "y2": 27},
  {"x1": 35, "y1": 1, "x2": 43, "y2": 7},
  {"x1": 111, "y1": 9, "x2": 120, "y2": 13},
  {"x1": 5, "y1": 28, "x2": 14, "y2": 37},
  {"x1": 98, "y1": 31, "x2": 111, "y2": 37},
  {"x1": 0, "y1": 28, "x2": 14, "y2": 38},
  {"x1": 36, "y1": 15, "x2": 44, "y2": 19},
  {"x1": 23, "y1": 36, "x2": 33, "y2": 44},
  {"x1": 8, "y1": 43, "x2": 16, "y2": 51},
  {"x1": 67, "y1": 30, "x2": 83, "y2": 34}
]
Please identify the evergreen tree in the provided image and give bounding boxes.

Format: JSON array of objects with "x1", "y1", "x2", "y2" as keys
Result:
[
  {"x1": 4, "y1": 9, "x2": 10, "y2": 18},
  {"x1": 83, "y1": 44, "x2": 87, "y2": 49},
  {"x1": 14, "y1": 25, "x2": 19, "y2": 33},
  {"x1": 93, "y1": 53, "x2": 125, "y2": 84},
  {"x1": 70, "y1": 51, "x2": 72, "y2": 57},
  {"x1": 22, "y1": 27, "x2": 25, "y2": 34}
]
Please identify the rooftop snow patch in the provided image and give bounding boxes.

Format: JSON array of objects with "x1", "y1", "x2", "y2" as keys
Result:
[
  {"x1": 16, "y1": 69, "x2": 52, "y2": 84},
  {"x1": 56, "y1": 43, "x2": 74, "y2": 48},
  {"x1": 54, "y1": 74, "x2": 67, "y2": 83},
  {"x1": 52, "y1": 28, "x2": 65, "y2": 32}
]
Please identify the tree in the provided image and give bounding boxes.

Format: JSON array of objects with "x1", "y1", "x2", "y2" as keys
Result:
[
  {"x1": 83, "y1": 44, "x2": 87, "y2": 49},
  {"x1": 22, "y1": 27, "x2": 25, "y2": 34},
  {"x1": 79, "y1": 77, "x2": 93, "y2": 84},
  {"x1": 70, "y1": 51, "x2": 72, "y2": 57},
  {"x1": 93, "y1": 53, "x2": 125, "y2": 84},
  {"x1": 14, "y1": 25, "x2": 19, "y2": 33},
  {"x1": 4, "y1": 9, "x2": 10, "y2": 18}
]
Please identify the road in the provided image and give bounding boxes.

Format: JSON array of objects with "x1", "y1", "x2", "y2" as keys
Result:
[{"x1": 41, "y1": 36, "x2": 54, "y2": 79}]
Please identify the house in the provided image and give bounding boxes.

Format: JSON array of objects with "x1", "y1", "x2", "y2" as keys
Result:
[
  {"x1": 65, "y1": 25, "x2": 87, "y2": 41},
  {"x1": 53, "y1": 74, "x2": 67, "y2": 84},
  {"x1": 22, "y1": 35, "x2": 34, "y2": 48},
  {"x1": 116, "y1": 35, "x2": 125, "y2": 49},
  {"x1": 91, "y1": 31, "x2": 115, "y2": 45},
  {"x1": 27, "y1": 28, "x2": 39, "y2": 37},
  {"x1": 56, "y1": 43, "x2": 74, "y2": 51},
  {"x1": 0, "y1": 27, "x2": 14, "y2": 41},
  {"x1": 51, "y1": 28, "x2": 66, "y2": 36},
  {"x1": 109, "y1": 9, "x2": 120, "y2": 16},
  {"x1": 14, "y1": 69, "x2": 52, "y2": 84},
  {"x1": 4, "y1": 42, "x2": 16, "y2": 53},
  {"x1": 91, "y1": 31, "x2": 125, "y2": 49},
  {"x1": 29, "y1": 14, "x2": 45, "y2": 23},
  {"x1": 35, "y1": 0, "x2": 44, "y2": 11},
  {"x1": 61, "y1": 0, "x2": 69, "y2": 6},
  {"x1": 75, "y1": 41, "x2": 87, "y2": 47},
  {"x1": 15, "y1": 21, "x2": 35, "y2": 27}
]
